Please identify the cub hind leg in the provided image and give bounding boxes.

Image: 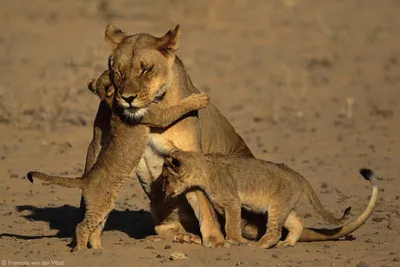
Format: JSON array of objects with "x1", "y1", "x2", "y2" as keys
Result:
[
  {"x1": 88, "y1": 217, "x2": 108, "y2": 249},
  {"x1": 256, "y1": 204, "x2": 292, "y2": 249},
  {"x1": 276, "y1": 211, "x2": 303, "y2": 248},
  {"x1": 74, "y1": 195, "x2": 114, "y2": 251}
]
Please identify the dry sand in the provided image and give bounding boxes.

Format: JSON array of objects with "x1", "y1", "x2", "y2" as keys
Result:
[{"x1": 0, "y1": 0, "x2": 399, "y2": 266}]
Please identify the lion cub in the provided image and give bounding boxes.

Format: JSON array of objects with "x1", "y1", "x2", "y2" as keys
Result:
[
  {"x1": 152, "y1": 140, "x2": 353, "y2": 248},
  {"x1": 27, "y1": 70, "x2": 210, "y2": 251}
]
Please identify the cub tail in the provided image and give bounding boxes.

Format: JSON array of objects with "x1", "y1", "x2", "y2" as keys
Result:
[
  {"x1": 27, "y1": 171, "x2": 84, "y2": 189},
  {"x1": 303, "y1": 178, "x2": 351, "y2": 225}
]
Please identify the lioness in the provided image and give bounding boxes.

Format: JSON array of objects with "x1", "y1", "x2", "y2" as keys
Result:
[
  {"x1": 84, "y1": 24, "x2": 379, "y2": 247},
  {"x1": 27, "y1": 70, "x2": 210, "y2": 251},
  {"x1": 82, "y1": 24, "x2": 253, "y2": 248},
  {"x1": 151, "y1": 139, "x2": 378, "y2": 248}
]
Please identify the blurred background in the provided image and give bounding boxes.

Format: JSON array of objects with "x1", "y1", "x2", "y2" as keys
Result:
[{"x1": 0, "y1": 1, "x2": 399, "y2": 265}]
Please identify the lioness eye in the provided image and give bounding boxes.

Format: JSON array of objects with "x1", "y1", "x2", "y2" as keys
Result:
[{"x1": 140, "y1": 63, "x2": 154, "y2": 76}]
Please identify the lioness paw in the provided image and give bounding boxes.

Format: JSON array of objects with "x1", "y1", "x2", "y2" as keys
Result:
[
  {"x1": 173, "y1": 233, "x2": 201, "y2": 245},
  {"x1": 202, "y1": 234, "x2": 224, "y2": 248}
]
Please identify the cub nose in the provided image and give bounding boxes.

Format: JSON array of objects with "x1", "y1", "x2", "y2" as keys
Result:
[{"x1": 121, "y1": 94, "x2": 137, "y2": 104}]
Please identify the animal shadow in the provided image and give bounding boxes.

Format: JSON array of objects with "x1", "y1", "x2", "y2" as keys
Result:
[{"x1": 5, "y1": 205, "x2": 155, "y2": 241}]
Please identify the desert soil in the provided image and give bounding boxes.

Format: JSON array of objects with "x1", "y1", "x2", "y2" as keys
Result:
[{"x1": 0, "y1": 1, "x2": 399, "y2": 266}]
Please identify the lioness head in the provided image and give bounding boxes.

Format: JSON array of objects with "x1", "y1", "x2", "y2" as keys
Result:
[
  {"x1": 161, "y1": 149, "x2": 205, "y2": 198},
  {"x1": 104, "y1": 24, "x2": 181, "y2": 120}
]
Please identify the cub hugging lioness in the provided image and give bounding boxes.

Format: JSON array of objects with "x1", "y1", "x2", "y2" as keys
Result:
[
  {"x1": 151, "y1": 138, "x2": 378, "y2": 248},
  {"x1": 27, "y1": 70, "x2": 210, "y2": 251}
]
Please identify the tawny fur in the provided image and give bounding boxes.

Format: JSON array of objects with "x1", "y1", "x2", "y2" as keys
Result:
[
  {"x1": 83, "y1": 24, "x2": 253, "y2": 248},
  {"x1": 153, "y1": 141, "x2": 378, "y2": 248},
  {"x1": 27, "y1": 70, "x2": 209, "y2": 251}
]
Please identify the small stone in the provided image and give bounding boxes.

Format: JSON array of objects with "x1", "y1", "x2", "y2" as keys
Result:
[
  {"x1": 164, "y1": 245, "x2": 171, "y2": 249},
  {"x1": 156, "y1": 254, "x2": 163, "y2": 258},
  {"x1": 272, "y1": 254, "x2": 278, "y2": 258},
  {"x1": 253, "y1": 117, "x2": 262, "y2": 122},
  {"x1": 169, "y1": 252, "x2": 188, "y2": 260},
  {"x1": 145, "y1": 245, "x2": 154, "y2": 249},
  {"x1": 365, "y1": 238, "x2": 372, "y2": 243}
]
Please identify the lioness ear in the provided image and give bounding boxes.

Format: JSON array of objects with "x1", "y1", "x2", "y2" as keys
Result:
[
  {"x1": 158, "y1": 25, "x2": 181, "y2": 56},
  {"x1": 105, "y1": 24, "x2": 127, "y2": 51}
]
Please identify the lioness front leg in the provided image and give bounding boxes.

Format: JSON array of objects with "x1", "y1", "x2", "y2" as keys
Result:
[
  {"x1": 185, "y1": 191, "x2": 225, "y2": 248},
  {"x1": 137, "y1": 151, "x2": 202, "y2": 245}
]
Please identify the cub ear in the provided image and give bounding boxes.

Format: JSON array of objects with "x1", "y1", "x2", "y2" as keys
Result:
[
  {"x1": 105, "y1": 85, "x2": 115, "y2": 97},
  {"x1": 158, "y1": 25, "x2": 181, "y2": 56},
  {"x1": 87, "y1": 79, "x2": 97, "y2": 94},
  {"x1": 105, "y1": 24, "x2": 127, "y2": 51}
]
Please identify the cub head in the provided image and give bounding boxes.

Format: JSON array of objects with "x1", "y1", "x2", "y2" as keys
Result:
[
  {"x1": 87, "y1": 69, "x2": 115, "y2": 106},
  {"x1": 161, "y1": 149, "x2": 204, "y2": 198},
  {"x1": 105, "y1": 24, "x2": 181, "y2": 120}
]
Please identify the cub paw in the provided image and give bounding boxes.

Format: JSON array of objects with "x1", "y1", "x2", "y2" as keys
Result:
[
  {"x1": 275, "y1": 240, "x2": 295, "y2": 248},
  {"x1": 185, "y1": 92, "x2": 210, "y2": 110},
  {"x1": 223, "y1": 238, "x2": 250, "y2": 248},
  {"x1": 70, "y1": 246, "x2": 86, "y2": 253},
  {"x1": 255, "y1": 240, "x2": 277, "y2": 249}
]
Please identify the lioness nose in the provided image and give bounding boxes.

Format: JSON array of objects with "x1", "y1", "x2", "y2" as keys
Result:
[{"x1": 121, "y1": 94, "x2": 137, "y2": 104}]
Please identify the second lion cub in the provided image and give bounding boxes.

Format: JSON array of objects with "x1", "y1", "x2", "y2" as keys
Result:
[{"x1": 151, "y1": 139, "x2": 355, "y2": 248}]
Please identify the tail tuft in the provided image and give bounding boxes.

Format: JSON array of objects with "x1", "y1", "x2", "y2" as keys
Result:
[
  {"x1": 27, "y1": 172, "x2": 34, "y2": 183},
  {"x1": 360, "y1": 168, "x2": 374, "y2": 181}
]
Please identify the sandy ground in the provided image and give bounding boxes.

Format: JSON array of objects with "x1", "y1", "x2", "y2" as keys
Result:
[{"x1": 0, "y1": 0, "x2": 399, "y2": 266}]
